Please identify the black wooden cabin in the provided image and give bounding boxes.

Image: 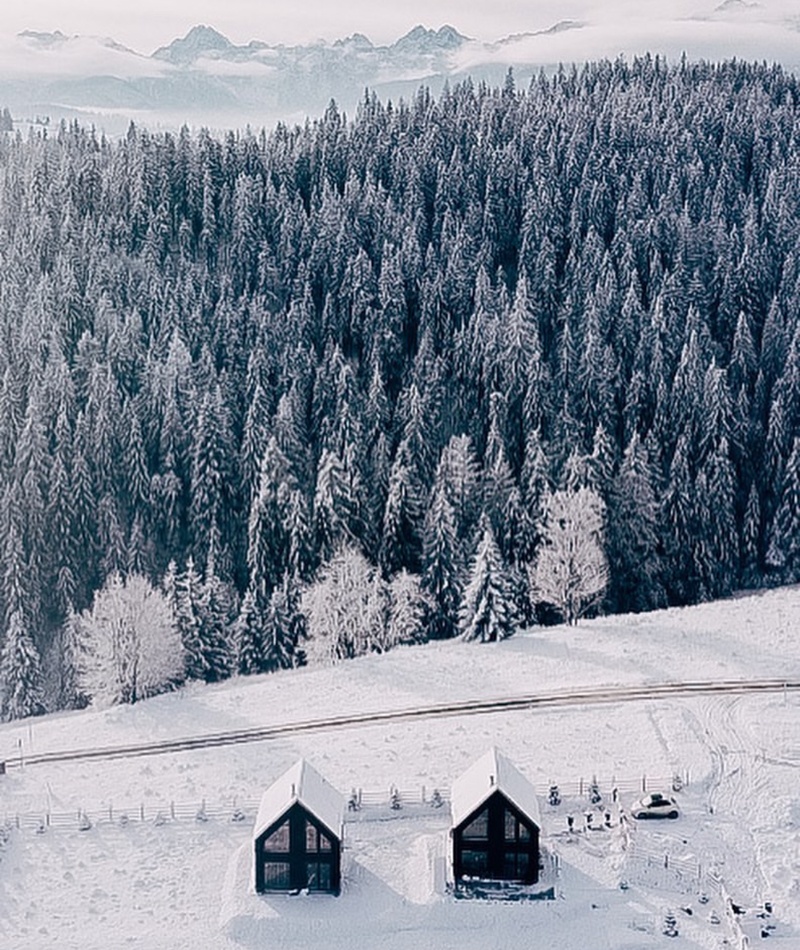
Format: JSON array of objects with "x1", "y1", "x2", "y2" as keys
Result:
[
  {"x1": 253, "y1": 760, "x2": 344, "y2": 895},
  {"x1": 451, "y1": 748, "x2": 541, "y2": 885}
]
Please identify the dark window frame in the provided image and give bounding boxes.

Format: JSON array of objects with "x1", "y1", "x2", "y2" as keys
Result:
[{"x1": 255, "y1": 803, "x2": 341, "y2": 894}]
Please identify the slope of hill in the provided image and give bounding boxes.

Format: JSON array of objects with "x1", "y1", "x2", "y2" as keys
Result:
[{"x1": 0, "y1": 587, "x2": 797, "y2": 948}]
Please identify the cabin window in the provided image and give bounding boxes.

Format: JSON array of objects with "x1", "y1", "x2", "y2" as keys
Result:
[
  {"x1": 262, "y1": 861, "x2": 291, "y2": 888},
  {"x1": 503, "y1": 850, "x2": 530, "y2": 880},
  {"x1": 461, "y1": 849, "x2": 489, "y2": 876},
  {"x1": 263, "y1": 821, "x2": 290, "y2": 851},
  {"x1": 306, "y1": 861, "x2": 332, "y2": 890},
  {"x1": 305, "y1": 820, "x2": 333, "y2": 853},
  {"x1": 504, "y1": 809, "x2": 531, "y2": 844},
  {"x1": 462, "y1": 808, "x2": 489, "y2": 840}
]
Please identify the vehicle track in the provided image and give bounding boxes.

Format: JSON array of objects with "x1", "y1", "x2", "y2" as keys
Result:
[{"x1": 6, "y1": 677, "x2": 799, "y2": 771}]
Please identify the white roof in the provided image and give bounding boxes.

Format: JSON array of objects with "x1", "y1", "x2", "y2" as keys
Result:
[
  {"x1": 253, "y1": 759, "x2": 344, "y2": 841},
  {"x1": 450, "y1": 747, "x2": 541, "y2": 830}
]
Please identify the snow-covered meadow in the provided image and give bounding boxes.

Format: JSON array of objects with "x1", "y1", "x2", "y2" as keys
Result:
[{"x1": 0, "y1": 586, "x2": 798, "y2": 949}]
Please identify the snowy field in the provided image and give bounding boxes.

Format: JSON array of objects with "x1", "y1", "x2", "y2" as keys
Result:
[{"x1": 0, "y1": 586, "x2": 798, "y2": 949}]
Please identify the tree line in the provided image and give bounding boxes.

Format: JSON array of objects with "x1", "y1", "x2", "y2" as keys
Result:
[{"x1": 0, "y1": 55, "x2": 799, "y2": 716}]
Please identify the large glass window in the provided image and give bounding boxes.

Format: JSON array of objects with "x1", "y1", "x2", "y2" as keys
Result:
[
  {"x1": 262, "y1": 861, "x2": 291, "y2": 888},
  {"x1": 463, "y1": 808, "x2": 489, "y2": 840},
  {"x1": 305, "y1": 820, "x2": 333, "y2": 853},
  {"x1": 503, "y1": 850, "x2": 530, "y2": 880},
  {"x1": 461, "y1": 849, "x2": 490, "y2": 876},
  {"x1": 504, "y1": 808, "x2": 532, "y2": 844},
  {"x1": 306, "y1": 861, "x2": 332, "y2": 891},
  {"x1": 263, "y1": 821, "x2": 290, "y2": 852}
]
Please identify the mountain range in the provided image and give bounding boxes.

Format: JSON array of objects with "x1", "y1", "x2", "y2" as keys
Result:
[{"x1": 2, "y1": 5, "x2": 800, "y2": 133}]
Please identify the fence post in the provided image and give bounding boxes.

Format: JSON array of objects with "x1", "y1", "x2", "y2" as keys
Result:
[
  {"x1": 108, "y1": 804, "x2": 113, "y2": 823},
  {"x1": 421, "y1": 785, "x2": 426, "y2": 804},
  {"x1": 642, "y1": 775, "x2": 647, "y2": 792},
  {"x1": 140, "y1": 803, "x2": 144, "y2": 821},
  {"x1": 579, "y1": 777, "x2": 584, "y2": 796},
  {"x1": 170, "y1": 802, "x2": 175, "y2": 820}
]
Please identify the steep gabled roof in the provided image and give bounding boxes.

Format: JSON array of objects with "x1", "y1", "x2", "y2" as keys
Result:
[
  {"x1": 253, "y1": 759, "x2": 344, "y2": 841},
  {"x1": 450, "y1": 747, "x2": 541, "y2": 830}
]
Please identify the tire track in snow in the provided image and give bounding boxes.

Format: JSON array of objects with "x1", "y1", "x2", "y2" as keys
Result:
[
  {"x1": 698, "y1": 694, "x2": 771, "y2": 905},
  {"x1": 5, "y1": 677, "x2": 798, "y2": 771}
]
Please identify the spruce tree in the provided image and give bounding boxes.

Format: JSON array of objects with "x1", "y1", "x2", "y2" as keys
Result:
[
  {"x1": 0, "y1": 610, "x2": 44, "y2": 720},
  {"x1": 459, "y1": 517, "x2": 516, "y2": 643}
]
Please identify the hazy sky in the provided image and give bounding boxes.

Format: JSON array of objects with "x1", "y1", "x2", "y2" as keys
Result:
[{"x1": 0, "y1": 0, "x2": 717, "y2": 51}]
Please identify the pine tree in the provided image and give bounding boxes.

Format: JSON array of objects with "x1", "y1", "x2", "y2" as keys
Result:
[
  {"x1": 741, "y1": 482, "x2": 761, "y2": 586},
  {"x1": 459, "y1": 518, "x2": 516, "y2": 643},
  {"x1": 262, "y1": 576, "x2": 307, "y2": 671},
  {"x1": 606, "y1": 434, "x2": 665, "y2": 613},
  {"x1": 380, "y1": 438, "x2": 424, "y2": 576},
  {"x1": 0, "y1": 609, "x2": 44, "y2": 720},
  {"x1": 766, "y1": 437, "x2": 800, "y2": 579},
  {"x1": 58, "y1": 605, "x2": 88, "y2": 710},
  {"x1": 197, "y1": 549, "x2": 234, "y2": 683},
  {"x1": 175, "y1": 557, "x2": 205, "y2": 681},
  {"x1": 421, "y1": 483, "x2": 462, "y2": 639},
  {"x1": 234, "y1": 587, "x2": 266, "y2": 675}
]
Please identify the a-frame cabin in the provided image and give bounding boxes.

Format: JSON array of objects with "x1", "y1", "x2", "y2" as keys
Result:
[
  {"x1": 253, "y1": 759, "x2": 344, "y2": 895},
  {"x1": 450, "y1": 748, "x2": 541, "y2": 885}
]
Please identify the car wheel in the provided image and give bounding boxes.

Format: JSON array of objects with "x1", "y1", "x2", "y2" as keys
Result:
[{"x1": 668, "y1": 811, "x2": 678, "y2": 819}]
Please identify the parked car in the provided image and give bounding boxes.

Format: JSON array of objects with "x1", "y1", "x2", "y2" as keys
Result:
[{"x1": 630, "y1": 792, "x2": 679, "y2": 819}]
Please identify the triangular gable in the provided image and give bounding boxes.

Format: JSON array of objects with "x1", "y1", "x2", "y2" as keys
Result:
[
  {"x1": 253, "y1": 759, "x2": 344, "y2": 842},
  {"x1": 450, "y1": 747, "x2": 541, "y2": 830}
]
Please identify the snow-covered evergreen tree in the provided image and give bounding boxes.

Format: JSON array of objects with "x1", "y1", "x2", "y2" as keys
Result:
[
  {"x1": 0, "y1": 609, "x2": 44, "y2": 720},
  {"x1": 262, "y1": 576, "x2": 307, "y2": 671},
  {"x1": 421, "y1": 483, "x2": 462, "y2": 639},
  {"x1": 58, "y1": 605, "x2": 89, "y2": 710},
  {"x1": 234, "y1": 587, "x2": 266, "y2": 675},
  {"x1": 766, "y1": 437, "x2": 800, "y2": 579},
  {"x1": 459, "y1": 517, "x2": 516, "y2": 643}
]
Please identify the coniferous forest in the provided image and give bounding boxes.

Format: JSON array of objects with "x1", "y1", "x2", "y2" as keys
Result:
[{"x1": 1, "y1": 57, "x2": 800, "y2": 716}]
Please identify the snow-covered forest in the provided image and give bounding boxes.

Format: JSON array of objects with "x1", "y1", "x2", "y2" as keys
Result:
[{"x1": 0, "y1": 57, "x2": 799, "y2": 716}]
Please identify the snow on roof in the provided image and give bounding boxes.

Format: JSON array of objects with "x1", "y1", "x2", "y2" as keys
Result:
[
  {"x1": 253, "y1": 759, "x2": 344, "y2": 841},
  {"x1": 450, "y1": 747, "x2": 541, "y2": 830}
]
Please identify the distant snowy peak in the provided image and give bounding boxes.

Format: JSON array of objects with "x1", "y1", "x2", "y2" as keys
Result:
[
  {"x1": 714, "y1": 0, "x2": 761, "y2": 11},
  {"x1": 153, "y1": 25, "x2": 234, "y2": 64},
  {"x1": 333, "y1": 33, "x2": 375, "y2": 52},
  {"x1": 495, "y1": 20, "x2": 585, "y2": 49},
  {"x1": 150, "y1": 22, "x2": 468, "y2": 67},
  {"x1": 392, "y1": 24, "x2": 469, "y2": 54},
  {"x1": 17, "y1": 28, "x2": 141, "y2": 59},
  {"x1": 538, "y1": 20, "x2": 586, "y2": 36},
  {"x1": 19, "y1": 29, "x2": 70, "y2": 47}
]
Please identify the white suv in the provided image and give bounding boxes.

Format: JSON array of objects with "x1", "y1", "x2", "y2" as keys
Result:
[{"x1": 630, "y1": 792, "x2": 679, "y2": 819}]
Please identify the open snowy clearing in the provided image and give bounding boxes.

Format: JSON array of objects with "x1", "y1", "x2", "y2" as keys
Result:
[{"x1": 0, "y1": 586, "x2": 798, "y2": 949}]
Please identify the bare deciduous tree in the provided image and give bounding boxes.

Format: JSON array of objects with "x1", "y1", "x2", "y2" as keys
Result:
[
  {"x1": 529, "y1": 488, "x2": 609, "y2": 625},
  {"x1": 78, "y1": 573, "x2": 184, "y2": 707},
  {"x1": 301, "y1": 546, "x2": 388, "y2": 663}
]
